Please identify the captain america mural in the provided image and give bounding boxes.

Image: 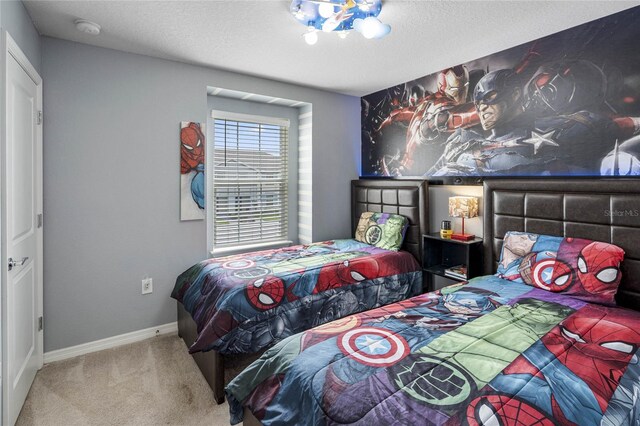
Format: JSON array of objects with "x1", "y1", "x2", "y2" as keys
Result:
[{"x1": 361, "y1": 6, "x2": 640, "y2": 177}]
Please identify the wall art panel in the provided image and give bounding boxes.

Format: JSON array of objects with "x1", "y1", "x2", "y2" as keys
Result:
[{"x1": 180, "y1": 121, "x2": 205, "y2": 220}]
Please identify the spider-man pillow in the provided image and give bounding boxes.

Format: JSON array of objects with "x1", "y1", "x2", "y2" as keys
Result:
[
  {"x1": 354, "y1": 212, "x2": 409, "y2": 251},
  {"x1": 496, "y1": 231, "x2": 625, "y2": 306}
]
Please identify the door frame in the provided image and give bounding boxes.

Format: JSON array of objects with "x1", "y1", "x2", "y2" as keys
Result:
[{"x1": 1, "y1": 30, "x2": 44, "y2": 425}]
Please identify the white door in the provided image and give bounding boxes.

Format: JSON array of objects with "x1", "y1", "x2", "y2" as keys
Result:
[{"x1": 2, "y1": 32, "x2": 43, "y2": 426}]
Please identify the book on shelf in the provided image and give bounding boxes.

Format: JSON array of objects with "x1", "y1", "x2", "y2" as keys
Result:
[{"x1": 444, "y1": 264, "x2": 467, "y2": 280}]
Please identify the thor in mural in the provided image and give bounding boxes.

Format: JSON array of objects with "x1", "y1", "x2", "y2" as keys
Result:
[{"x1": 361, "y1": 6, "x2": 640, "y2": 177}]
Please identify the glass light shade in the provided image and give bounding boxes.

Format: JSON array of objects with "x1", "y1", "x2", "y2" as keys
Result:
[
  {"x1": 448, "y1": 196, "x2": 479, "y2": 219},
  {"x1": 303, "y1": 30, "x2": 318, "y2": 45},
  {"x1": 318, "y1": 3, "x2": 336, "y2": 18},
  {"x1": 360, "y1": 16, "x2": 381, "y2": 39},
  {"x1": 354, "y1": 16, "x2": 390, "y2": 39}
]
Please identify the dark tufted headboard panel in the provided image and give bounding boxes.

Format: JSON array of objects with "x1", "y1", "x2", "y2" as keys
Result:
[
  {"x1": 352, "y1": 179, "x2": 428, "y2": 262},
  {"x1": 483, "y1": 179, "x2": 640, "y2": 311}
]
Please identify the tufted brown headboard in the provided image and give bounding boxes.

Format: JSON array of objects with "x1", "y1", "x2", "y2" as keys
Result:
[
  {"x1": 351, "y1": 179, "x2": 429, "y2": 262},
  {"x1": 483, "y1": 179, "x2": 640, "y2": 311}
]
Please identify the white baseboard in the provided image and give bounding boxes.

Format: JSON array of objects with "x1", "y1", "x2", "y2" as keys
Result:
[{"x1": 43, "y1": 322, "x2": 178, "y2": 364}]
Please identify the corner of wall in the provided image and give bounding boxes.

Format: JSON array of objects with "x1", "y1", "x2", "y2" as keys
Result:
[{"x1": 297, "y1": 104, "x2": 313, "y2": 244}]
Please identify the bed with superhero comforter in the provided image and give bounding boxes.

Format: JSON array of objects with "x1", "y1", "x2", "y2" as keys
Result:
[
  {"x1": 171, "y1": 238, "x2": 421, "y2": 354},
  {"x1": 227, "y1": 277, "x2": 640, "y2": 425},
  {"x1": 226, "y1": 233, "x2": 640, "y2": 425}
]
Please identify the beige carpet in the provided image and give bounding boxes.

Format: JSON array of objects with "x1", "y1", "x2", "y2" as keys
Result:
[{"x1": 17, "y1": 333, "x2": 252, "y2": 426}]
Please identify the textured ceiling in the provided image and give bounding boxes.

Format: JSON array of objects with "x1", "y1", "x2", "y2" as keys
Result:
[{"x1": 24, "y1": 0, "x2": 638, "y2": 96}]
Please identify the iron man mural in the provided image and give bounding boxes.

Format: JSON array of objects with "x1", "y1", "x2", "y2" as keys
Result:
[{"x1": 361, "y1": 6, "x2": 640, "y2": 177}]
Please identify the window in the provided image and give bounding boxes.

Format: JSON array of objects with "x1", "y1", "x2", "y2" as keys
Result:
[{"x1": 211, "y1": 111, "x2": 290, "y2": 249}]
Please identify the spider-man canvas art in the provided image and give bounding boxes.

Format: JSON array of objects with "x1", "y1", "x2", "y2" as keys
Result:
[{"x1": 180, "y1": 121, "x2": 205, "y2": 220}]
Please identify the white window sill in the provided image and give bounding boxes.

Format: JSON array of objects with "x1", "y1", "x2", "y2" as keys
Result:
[{"x1": 210, "y1": 240, "x2": 294, "y2": 258}]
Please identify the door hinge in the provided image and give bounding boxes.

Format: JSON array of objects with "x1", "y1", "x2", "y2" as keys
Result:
[
  {"x1": 37, "y1": 213, "x2": 43, "y2": 228},
  {"x1": 38, "y1": 316, "x2": 43, "y2": 331},
  {"x1": 37, "y1": 110, "x2": 43, "y2": 125}
]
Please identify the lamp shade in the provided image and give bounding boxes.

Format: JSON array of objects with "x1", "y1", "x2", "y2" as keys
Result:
[{"x1": 449, "y1": 196, "x2": 479, "y2": 218}]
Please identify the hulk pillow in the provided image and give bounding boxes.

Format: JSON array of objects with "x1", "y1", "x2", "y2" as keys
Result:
[{"x1": 355, "y1": 212, "x2": 409, "y2": 251}]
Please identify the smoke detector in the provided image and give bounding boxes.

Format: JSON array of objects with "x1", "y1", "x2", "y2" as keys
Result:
[{"x1": 75, "y1": 19, "x2": 101, "y2": 35}]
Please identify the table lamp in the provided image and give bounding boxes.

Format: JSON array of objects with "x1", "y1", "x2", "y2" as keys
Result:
[{"x1": 448, "y1": 196, "x2": 478, "y2": 241}]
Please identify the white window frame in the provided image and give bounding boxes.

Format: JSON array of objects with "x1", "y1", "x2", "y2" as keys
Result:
[{"x1": 207, "y1": 110, "x2": 292, "y2": 256}]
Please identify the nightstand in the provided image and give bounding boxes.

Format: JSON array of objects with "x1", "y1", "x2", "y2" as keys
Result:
[{"x1": 422, "y1": 233, "x2": 483, "y2": 292}]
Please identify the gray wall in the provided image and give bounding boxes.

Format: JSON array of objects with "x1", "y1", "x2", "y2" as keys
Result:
[
  {"x1": 42, "y1": 37, "x2": 360, "y2": 352},
  {"x1": 1, "y1": 0, "x2": 41, "y2": 73},
  {"x1": 206, "y1": 95, "x2": 300, "y2": 246}
]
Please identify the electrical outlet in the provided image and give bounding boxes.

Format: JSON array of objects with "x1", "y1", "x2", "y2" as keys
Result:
[{"x1": 142, "y1": 278, "x2": 153, "y2": 295}]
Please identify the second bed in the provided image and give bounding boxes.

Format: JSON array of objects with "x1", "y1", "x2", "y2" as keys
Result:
[{"x1": 173, "y1": 179, "x2": 429, "y2": 403}]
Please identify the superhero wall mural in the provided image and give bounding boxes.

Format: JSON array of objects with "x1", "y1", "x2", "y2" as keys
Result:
[
  {"x1": 361, "y1": 6, "x2": 640, "y2": 178},
  {"x1": 180, "y1": 121, "x2": 205, "y2": 221}
]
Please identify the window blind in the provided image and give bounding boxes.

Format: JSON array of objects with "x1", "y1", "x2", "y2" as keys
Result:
[{"x1": 213, "y1": 117, "x2": 289, "y2": 248}]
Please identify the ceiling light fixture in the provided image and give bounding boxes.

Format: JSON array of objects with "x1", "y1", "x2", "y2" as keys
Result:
[
  {"x1": 290, "y1": 0, "x2": 390, "y2": 44},
  {"x1": 74, "y1": 19, "x2": 101, "y2": 35},
  {"x1": 293, "y1": 5, "x2": 306, "y2": 20}
]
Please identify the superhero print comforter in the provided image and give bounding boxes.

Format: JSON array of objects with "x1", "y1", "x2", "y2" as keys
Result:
[
  {"x1": 226, "y1": 275, "x2": 640, "y2": 426},
  {"x1": 171, "y1": 239, "x2": 421, "y2": 354}
]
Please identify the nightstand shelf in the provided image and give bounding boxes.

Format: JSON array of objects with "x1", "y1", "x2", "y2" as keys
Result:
[
  {"x1": 423, "y1": 265, "x2": 450, "y2": 277},
  {"x1": 422, "y1": 233, "x2": 483, "y2": 292}
]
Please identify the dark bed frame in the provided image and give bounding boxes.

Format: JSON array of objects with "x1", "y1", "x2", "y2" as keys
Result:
[
  {"x1": 483, "y1": 178, "x2": 640, "y2": 311},
  {"x1": 177, "y1": 179, "x2": 429, "y2": 405}
]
